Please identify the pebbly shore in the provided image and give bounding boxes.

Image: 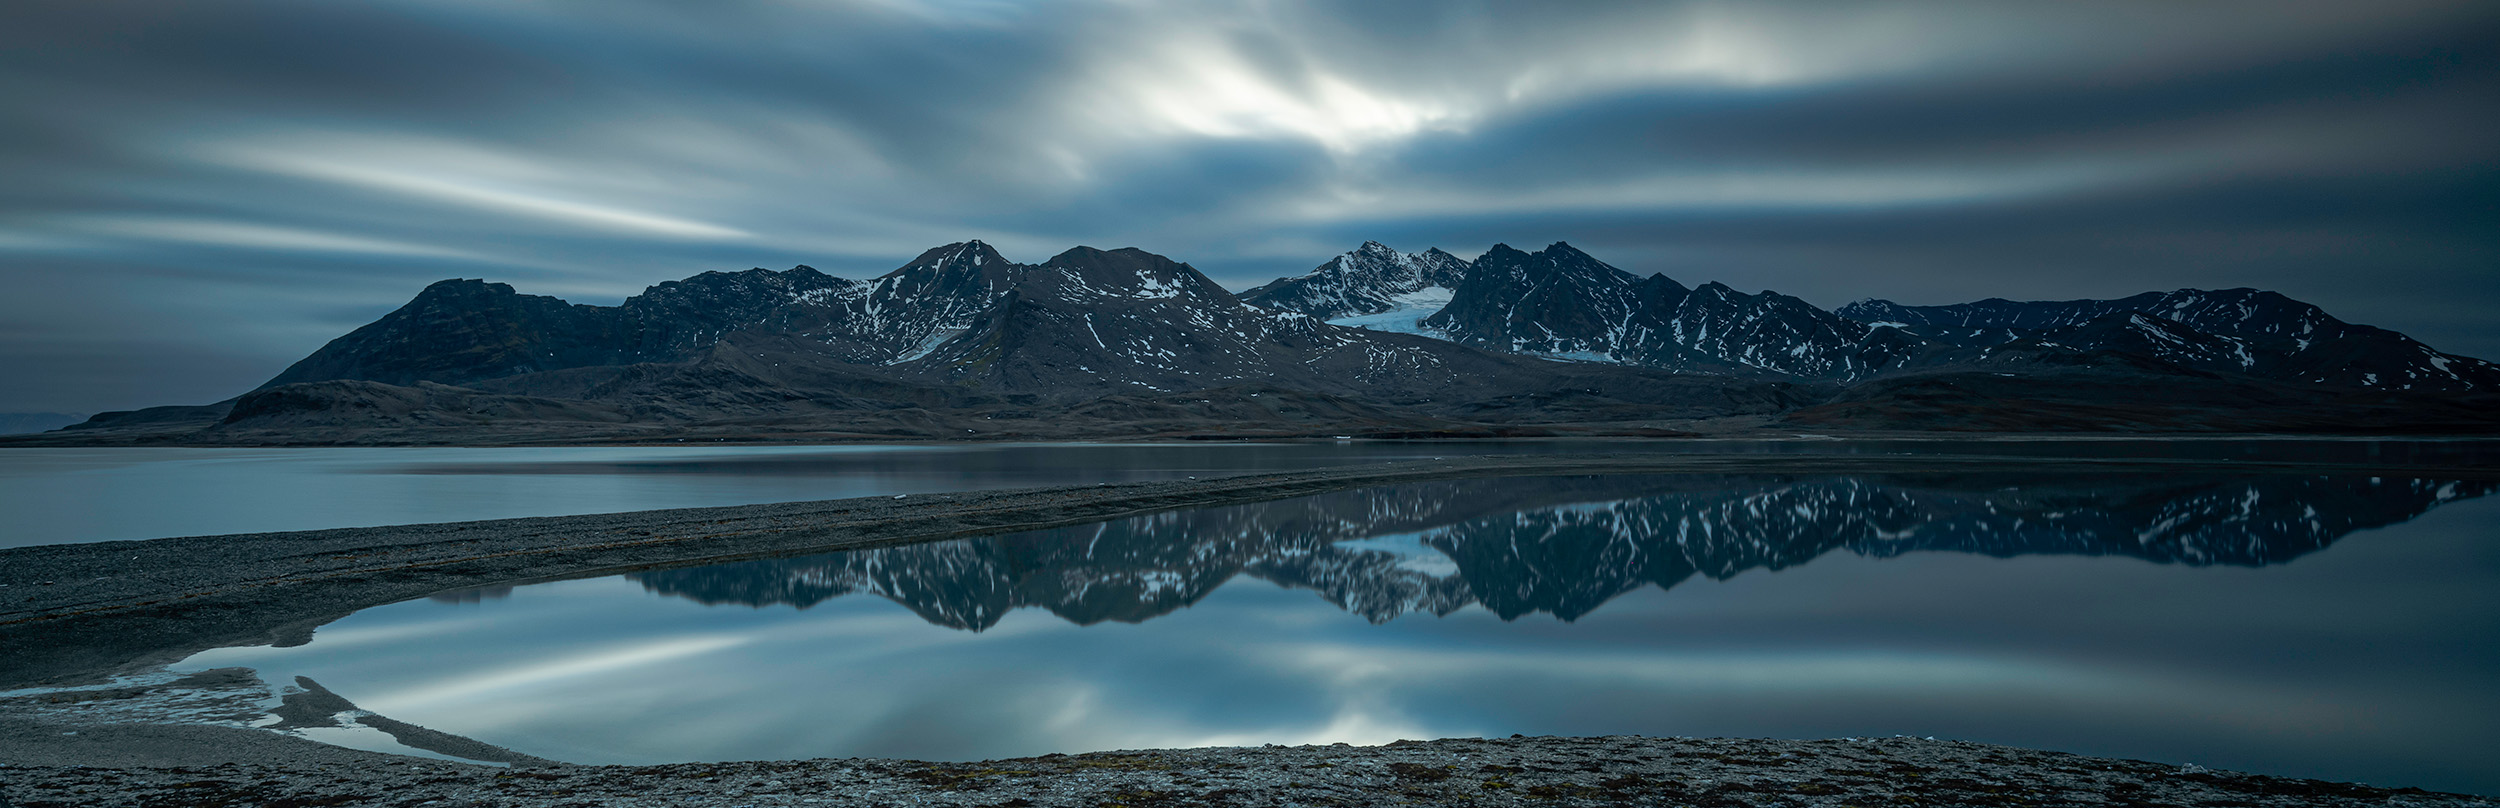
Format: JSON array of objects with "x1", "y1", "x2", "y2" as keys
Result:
[{"x1": 4, "y1": 733, "x2": 2489, "y2": 807}]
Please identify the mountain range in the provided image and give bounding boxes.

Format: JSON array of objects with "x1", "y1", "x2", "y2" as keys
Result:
[
  {"x1": 1264, "y1": 241, "x2": 2500, "y2": 390},
  {"x1": 26, "y1": 239, "x2": 2500, "y2": 444},
  {"x1": 633, "y1": 472, "x2": 2493, "y2": 628}
]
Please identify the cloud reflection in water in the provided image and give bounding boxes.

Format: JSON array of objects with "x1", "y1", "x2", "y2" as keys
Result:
[{"x1": 179, "y1": 472, "x2": 2500, "y2": 793}]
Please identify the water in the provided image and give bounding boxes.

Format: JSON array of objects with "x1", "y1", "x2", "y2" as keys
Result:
[
  {"x1": 0, "y1": 442, "x2": 1544, "y2": 547},
  {"x1": 177, "y1": 470, "x2": 2500, "y2": 794},
  {"x1": 8, "y1": 438, "x2": 2495, "y2": 547}
]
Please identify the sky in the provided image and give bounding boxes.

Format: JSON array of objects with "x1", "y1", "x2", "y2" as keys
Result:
[{"x1": 2, "y1": 0, "x2": 2495, "y2": 413}]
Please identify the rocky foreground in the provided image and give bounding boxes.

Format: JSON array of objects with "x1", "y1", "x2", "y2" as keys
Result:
[{"x1": 5, "y1": 735, "x2": 2490, "y2": 808}]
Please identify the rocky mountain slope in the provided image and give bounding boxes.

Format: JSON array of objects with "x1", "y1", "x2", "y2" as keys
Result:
[
  {"x1": 1244, "y1": 242, "x2": 2498, "y2": 395},
  {"x1": 1241, "y1": 241, "x2": 1905, "y2": 380},
  {"x1": 1422, "y1": 243, "x2": 1650, "y2": 358},
  {"x1": 261, "y1": 241, "x2": 1016, "y2": 389},
  {"x1": 1840, "y1": 290, "x2": 2500, "y2": 391}
]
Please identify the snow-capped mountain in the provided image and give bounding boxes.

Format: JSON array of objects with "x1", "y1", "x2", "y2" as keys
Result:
[
  {"x1": 1239, "y1": 241, "x2": 1468, "y2": 325},
  {"x1": 233, "y1": 239, "x2": 2500, "y2": 399},
  {"x1": 1408, "y1": 242, "x2": 1899, "y2": 379},
  {"x1": 784, "y1": 240, "x2": 1022, "y2": 364},
  {"x1": 885, "y1": 245, "x2": 1752, "y2": 408},
  {"x1": 1840, "y1": 290, "x2": 2500, "y2": 391},
  {"x1": 1423, "y1": 242, "x2": 1647, "y2": 359},
  {"x1": 632, "y1": 473, "x2": 2492, "y2": 627},
  {"x1": 1237, "y1": 241, "x2": 1908, "y2": 380},
  {"x1": 889, "y1": 245, "x2": 1276, "y2": 394}
]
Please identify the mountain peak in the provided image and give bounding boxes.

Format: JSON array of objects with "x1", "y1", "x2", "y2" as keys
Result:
[
  {"x1": 1239, "y1": 240, "x2": 1471, "y2": 321},
  {"x1": 1638, "y1": 272, "x2": 1691, "y2": 296},
  {"x1": 1429, "y1": 242, "x2": 1650, "y2": 355},
  {"x1": 1047, "y1": 245, "x2": 1111, "y2": 263},
  {"x1": 415, "y1": 278, "x2": 515, "y2": 298},
  {"x1": 1513, "y1": 242, "x2": 1635, "y2": 286},
  {"x1": 260, "y1": 277, "x2": 628, "y2": 390},
  {"x1": 889, "y1": 241, "x2": 1012, "y2": 277},
  {"x1": 1025, "y1": 245, "x2": 1232, "y2": 306}
]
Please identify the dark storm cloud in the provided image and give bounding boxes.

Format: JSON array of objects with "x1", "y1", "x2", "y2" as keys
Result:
[{"x1": 1, "y1": 0, "x2": 2494, "y2": 411}]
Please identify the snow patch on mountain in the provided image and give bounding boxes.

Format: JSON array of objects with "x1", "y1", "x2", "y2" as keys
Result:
[
  {"x1": 1242, "y1": 241, "x2": 1469, "y2": 321},
  {"x1": 1325, "y1": 286, "x2": 1453, "y2": 336}
]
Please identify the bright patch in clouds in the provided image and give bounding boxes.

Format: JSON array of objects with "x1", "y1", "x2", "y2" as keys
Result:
[
  {"x1": 1089, "y1": 35, "x2": 1466, "y2": 154},
  {"x1": 1070, "y1": 4, "x2": 2018, "y2": 157}
]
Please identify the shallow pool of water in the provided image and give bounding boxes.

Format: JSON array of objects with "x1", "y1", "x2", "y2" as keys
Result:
[{"x1": 179, "y1": 470, "x2": 2500, "y2": 794}]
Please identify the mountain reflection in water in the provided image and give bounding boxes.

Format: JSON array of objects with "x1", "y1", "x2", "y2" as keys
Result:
[{"x1": 633, "y1": 474, "x2": 2491, "y2": 628}]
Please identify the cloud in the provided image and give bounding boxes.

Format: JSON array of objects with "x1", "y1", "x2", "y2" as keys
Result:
[
  {"x1": 0, "y1": 0, "x2": 2494, "y2": 410},
  {"x1": 60, "y1": 215, "x2": 494, "y2": 259},
  {"x1": 205, "y1": 137, "x2": 753, "y2": 240},
  {"x1": 1276, "y1": 160, "x2": 2178, "y2": 223}
]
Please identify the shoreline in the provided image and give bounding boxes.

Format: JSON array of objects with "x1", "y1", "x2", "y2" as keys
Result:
[
  {"x1": 10, "y1": 426, "x2": 2500, "y2": 448},
  {"x1": 8, "y1": 453, "x2": 2500, "y2": 805},
  {"x1": 5, "y1": 732, "x2": 2489, "y2": 807}
]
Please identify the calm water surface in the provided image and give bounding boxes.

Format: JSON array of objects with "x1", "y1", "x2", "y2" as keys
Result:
[
  {"x1": 6, "y1": 438, "x2": 2494, "y2": 547},
  {"x1": 177, "y1": 470, "x2": 2500, "y2": 794},
  {"x1": 0, "y1": 441, "x2": 1575, "y2": 547}
]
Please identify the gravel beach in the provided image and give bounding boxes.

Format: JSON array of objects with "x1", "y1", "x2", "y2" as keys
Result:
[{"x1": 5, "y1": 732, "x2": 2490, "y2": 807}]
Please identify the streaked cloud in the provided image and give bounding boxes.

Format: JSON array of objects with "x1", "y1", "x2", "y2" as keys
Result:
[
  {"x1": 205, "y1": 138, "x2": 752, "y2": 240},
  {"x1": 1279, "y1": 160, "x2": 2177, "y2": 222},
  {"x1": 61, "y1": 215, "x2": 493, "y2": 259}
]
